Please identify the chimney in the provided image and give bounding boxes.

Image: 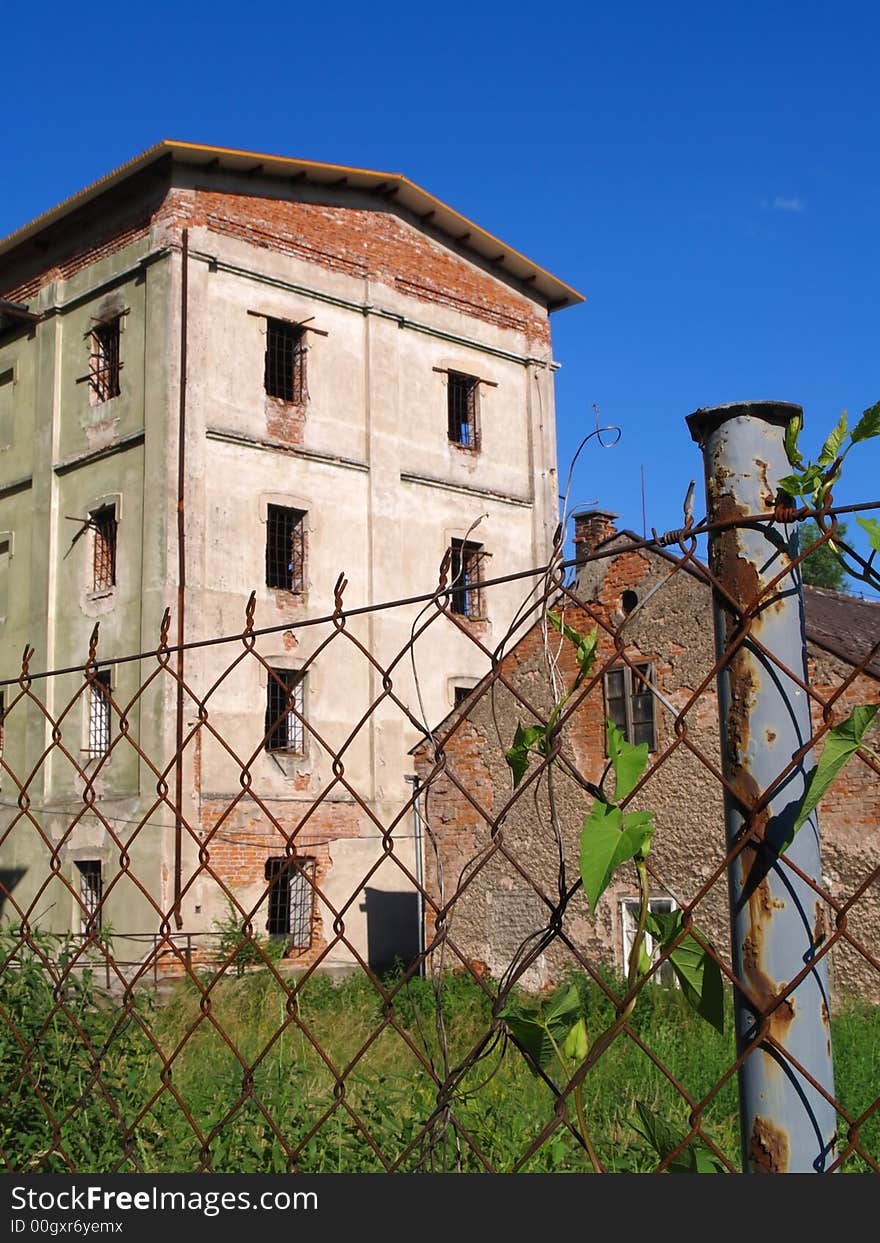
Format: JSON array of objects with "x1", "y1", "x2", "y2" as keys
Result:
[{"x1": 573, "y1": 509, "x2": 619, "y2": 564}]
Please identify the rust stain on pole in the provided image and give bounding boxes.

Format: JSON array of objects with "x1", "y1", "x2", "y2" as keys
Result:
[{"x1": 688, "y1": 400, "x2": 837, "y2": 1172}]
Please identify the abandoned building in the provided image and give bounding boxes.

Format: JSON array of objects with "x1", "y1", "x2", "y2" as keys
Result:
[
  {"x1": 0, "y1": 141, "x2": 581, "y2": 972},
  {"x1": 413, "y1": 510, "x2": 880, "y2": 1003}
]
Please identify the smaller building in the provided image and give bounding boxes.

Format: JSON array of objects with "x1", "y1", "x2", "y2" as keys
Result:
[{"x1": 414, "y1": 511, "x2": 880, "y2": 1003}]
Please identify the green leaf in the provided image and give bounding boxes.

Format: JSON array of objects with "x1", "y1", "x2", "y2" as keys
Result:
[
  {"x1": 547, "y1": 612, "x2": 599, "y2": 686},
  {"x1": 505, "y1": 722, "x2": 549, "y2": 788},
  {"x1": 791, "y1": 703, "x2": 880, "y2": 839},
  {"x1": 499, "y1": 984, "x2": 581, "y2": 1072},
  {"x1": 851, "y1": 400, "x2": 880, "y2": 444},
  {"x1": 646, "y1": 910, "x2": 725, "y2": 1034},
  {"x1": 778, "y1": 464, "x2": 823, "y2": 500},
  {"x1": 857, "y1": 516, "x2": 880, "y2": 553},
  {"x1": 784, "y1": 411, "x2": 804, "y2": 468},
  {"x1": 818, "y1": 410, "x2": 848, "y2": 467},
  {"x1": 579, "y1": 801, "x2": 654, "y2": 914},
  {"x1": 547, "y1": 609, "x2": 582, "y2": 647},
  {"x1": 606, "y1": 718, "x2": 649, "y2": 800},
  {"x1": 630, "y1": 1103, "x2": 726, "y2": 1173}
]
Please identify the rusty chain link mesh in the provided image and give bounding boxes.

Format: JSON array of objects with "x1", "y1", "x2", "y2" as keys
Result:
[{"x1": 0, "y1": 510, "x2": 877, "y2": 1174}]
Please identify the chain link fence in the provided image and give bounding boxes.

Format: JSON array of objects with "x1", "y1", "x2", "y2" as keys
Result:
[{"x1": 1, "y1": 477, "x2": 878, "y2": 1173}]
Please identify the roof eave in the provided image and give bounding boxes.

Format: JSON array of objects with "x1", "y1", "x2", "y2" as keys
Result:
[{"x1": 0, "y1": 140, "x2": 584, "y2": 312}]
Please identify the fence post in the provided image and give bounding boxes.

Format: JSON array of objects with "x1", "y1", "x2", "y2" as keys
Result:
[{"x1": 687, "y1": 401, "x2": 836, "y2": 1173}]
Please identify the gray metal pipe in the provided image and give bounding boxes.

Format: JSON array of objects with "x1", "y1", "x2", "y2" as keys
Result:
[{"x1": 687, "y1": 401, "x2": 836, "y2": 1173}]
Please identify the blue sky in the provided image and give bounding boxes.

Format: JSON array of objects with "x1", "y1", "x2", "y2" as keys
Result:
[{"x1": 3, "y1": 3, "x2": 878, "y2": 588}]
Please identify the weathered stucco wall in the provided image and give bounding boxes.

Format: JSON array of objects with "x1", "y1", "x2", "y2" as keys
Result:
[{"x1": 0, "y1": 164, "x2": 564, "y2": 974}]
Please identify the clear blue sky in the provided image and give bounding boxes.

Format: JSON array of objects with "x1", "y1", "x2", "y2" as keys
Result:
[{"x1": 3, "y1": 3, "x2": 877, "y2": 587}]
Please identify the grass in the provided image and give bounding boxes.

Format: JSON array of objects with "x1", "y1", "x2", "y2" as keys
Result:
[{"x1": 1, "y1": 940, "x2": 877, "y2": 1173}]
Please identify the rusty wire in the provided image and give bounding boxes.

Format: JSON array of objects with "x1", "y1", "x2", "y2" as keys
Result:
[{"x1": 0, "y1": 504, "x2": 877, "y2": 1173}]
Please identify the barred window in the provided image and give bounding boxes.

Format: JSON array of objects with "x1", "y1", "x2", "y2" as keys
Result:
[
  {"x1": 605, "y1": 662, "x2": 656, "y2": 750},
  {"x1": 265, "y1": 856, "x2": 315, "y2": 947},
  {"x1": 92, "y1": 505, "x2": 117, "y2": 592},
  {"x1": 621, "y1": 897, "x2": 676, "y2": 987},
  {"x1": 266, "y1": 505, "x2": 306, "y2": 592},
  {"x1": 447, "y1": 372, "x2": 479, "y2": 448},
  {"x1": 265, "y1": 669, "x2": 305, "y2": 754},
  {"x1": 76, "y1": 860, "x2": 103, "y2": 935},
  {"x1": 88, "y1": 671, "x2": 112, "y2": 759},
  {"x1": 89, "y1": 316, "x2": 121, "y2": 403},
  {"x1": 450, "y1": 539, "x2": 484, "y2": 618},
  {"x1": 265, "y1": 319, "x2": 307, "y2": 403}
]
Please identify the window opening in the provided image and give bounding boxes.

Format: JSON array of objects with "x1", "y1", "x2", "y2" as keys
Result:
[
  {"x1": 265, "y1": 319, "x2": 307, "y2": 403},
  {"x1": 266, "y1": 505, "x2": 306, "y2": 592},
  {"x1": 265, "y1": 669, "x2": 305, "y2": 754}
]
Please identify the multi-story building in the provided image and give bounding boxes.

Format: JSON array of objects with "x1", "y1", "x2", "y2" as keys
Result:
[{"x1": 0, "y1": 142, "x2": 580, "y2": 972}]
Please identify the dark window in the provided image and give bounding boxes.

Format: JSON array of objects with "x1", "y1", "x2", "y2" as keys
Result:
[
  {"x1": 265, "y1": 856, "x2": 315, "y2": 947},
  {"x1": 447, "y1": 372, "x2": 479, "y2": 448},
  {"x1": 621, "y1": 590, "x2": 638, "y2": 615},
  {"x1": 89, "y1": 317, "x2": 121, "y2": 403},
  {"x1": 265, "y1": 319, "x2": 307, "y2": 403},
  {"x1": 454, "y1": 685, "x2": 471, "y2": 707},
  {"x1": 76, "y1": 860, "x2": 103, "y2": 935},
  {"x1": 92, "y1": 505, "x2": 117, "y2": 591},
  {"x1": 265, "y1": 669, "x2": 305, "y2": 754},
  {"x1": 605, "y1": 662, "x2": 655, "y2": 750},
  {"x1": 266, "y1": 505, "x2": 306, "y2": 592},
  {"x1": 450, "y1": 539, "x2": 484, "y2": 618},
  {"x1": 88, "y1": 671, "x2": 112, "y2": 759}
]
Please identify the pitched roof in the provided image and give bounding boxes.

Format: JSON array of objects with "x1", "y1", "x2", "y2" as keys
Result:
[
  {"x1": 605, "y1": 529, "x2": 880, "y2": 679},
  {"x1": 801, "y1": 584, "x2": 880, "y2": 678},
  {"x1": 0, "y1": 140, "x2": 583, "y2": 311}
]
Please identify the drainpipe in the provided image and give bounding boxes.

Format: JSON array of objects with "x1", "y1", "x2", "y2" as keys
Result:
[
  {"x1": 404, "y1": 774, "x2": 426, "y2": 977},
  {"x1": 173, "y1": 229, "x2": 188, "y2": 931},
  {"x1": 687, "y1": 401, "x2": 836, "y2": 1173}
]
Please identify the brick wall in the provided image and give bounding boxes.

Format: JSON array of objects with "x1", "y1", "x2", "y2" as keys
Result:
[
  {"x1": 415, "y1": 539, "x2": 880, "y2": 1004},
  {"x1": 3, "y1": 182, "x2": 551, "y2": 347}
]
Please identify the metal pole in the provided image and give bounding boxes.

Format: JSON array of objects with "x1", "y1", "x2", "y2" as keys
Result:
[
  {"x1": 687, "y1": 401, "x2": 836, "y2": 1173},
  {"x1": 404, "y1": 773, "x2": 426, "y2": 977}
]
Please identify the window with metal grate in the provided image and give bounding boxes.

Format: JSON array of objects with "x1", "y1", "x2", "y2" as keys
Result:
[
  {"x1": 447, "y1": 372, "x2": 479, "y2": 448},
  {"x1": 265, "y1": 669, "x2": 306, "y2": 754},
  {"x1": 264, "y1": 319, "x2": 307, "y2": 403},
  {"x1": 265, "y1": 505, "x2": 306, "y2": 592},
  {"x1": 265, "y1": 856, "x2": 315, "y2": 947},
  {"x1": 89, "y1": 317, "x2": 122, "y2": 403}
]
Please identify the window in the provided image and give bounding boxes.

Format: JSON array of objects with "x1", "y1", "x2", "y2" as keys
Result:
[
  {"x1": 88, "y1": 671, "x2": 112, "y2": 759},
  {"x1": 265, "y1": 856, "x2": 315, "y2": 947},
  {"x1": 604, "y1": 662, "x2": 655, "y2": 749},
  {"x1": 621, "y1": 897, "x2": 676, "y2": 987},
  {"x1": 265, "y1": 669, "x2": 305, "y2": 754},
  {"x1": 89, "y1": 316, "x2": 122, "y2": 403},
  {"x1": 447, "y1": 371, "x2": 479, "y2": 448},
  {"x1": 454, "y1": 685, "x2": 472, "y2": 708},
  {"x1": 76, "y1": 860, "x2": 103, "y2": 935},
  {"x1": 450, "y1": 539, "x2": 484, "y2": 618},
  {"x1": 265, "y1": 319, "x2": 307, "y2": 403},
  {"x1": 265, "y1": 505, "x2": 306, "y2": 592},
  {"x1": 91, "y1": 505, "x2": 117, "y2": 592}
]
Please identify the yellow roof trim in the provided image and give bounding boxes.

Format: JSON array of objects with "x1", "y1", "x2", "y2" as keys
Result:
[{"x1": 0, "y1": 140, "x2": 584, "y2": 310}]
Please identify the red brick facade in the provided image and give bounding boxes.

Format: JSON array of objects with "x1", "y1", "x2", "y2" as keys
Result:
[{"x1": 415, "y1": 534, "x2": 880, "y2": 1003}]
